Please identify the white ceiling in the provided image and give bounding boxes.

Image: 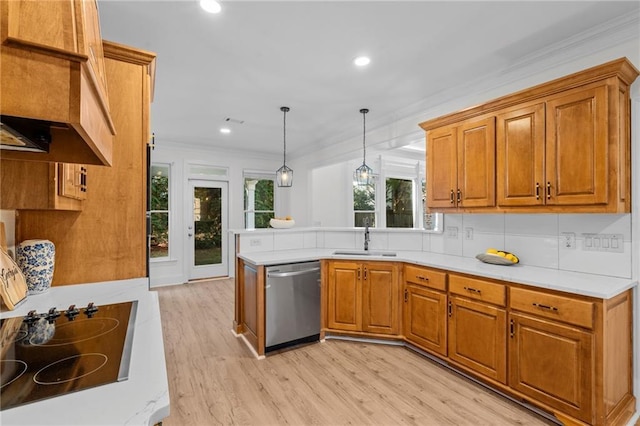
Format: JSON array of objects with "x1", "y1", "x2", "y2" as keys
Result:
[{"x1": 98, "y1": 1, "x2": 639, "y2": 162}]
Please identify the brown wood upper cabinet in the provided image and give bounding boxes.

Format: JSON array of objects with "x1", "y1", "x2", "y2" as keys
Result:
[
  {"x1": 0, "y1": 0, "x2": 115, "y2": 166},
  {"x1": 422, "y1": 57, "x2": 638, "y2": 213},
  {"x1": 0, "y1": 160, "x2": 85, "y2": 211},
  {"x1": 326, "y1": 260, "x2": 400, "y2": 336},
  {"x1": 427, "y1": 116, "x2": 496, "y2": 210}
]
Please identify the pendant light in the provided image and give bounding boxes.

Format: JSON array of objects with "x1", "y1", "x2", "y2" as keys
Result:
[
  {"x1": 354, "y1": 108, "x2": 372, "y2": 186},
  {"x1": 276, "y1": 106, "x2": 293, "y2": 187}
]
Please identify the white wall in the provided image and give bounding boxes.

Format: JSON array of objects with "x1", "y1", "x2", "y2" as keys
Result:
[{"x1": 149, "y1": 142, "x2": 290, "y2": 287}]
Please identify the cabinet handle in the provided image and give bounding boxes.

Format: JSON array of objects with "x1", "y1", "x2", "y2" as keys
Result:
[
  {"x1": 463, "y1": 286, "x2": 481, "y2": 294},
  {"x1": 363, "y1": 268, "x2": 367, "y2": 281},
  {"x1": 404, "y1": 288, "x2": 408, "y2": 303},
  {"x1": 546, "y1": 182, "x2": 551, "y2": 200},
  {"x1": 417, "y1": 275, "x2": 429, "y2": 282},
  {"x1": 450, "y1": 190, "x2": 455, "y2": 204},
  {"x1": 532, "y1": 302, "x2": 558, "y2": 312},
  {"x1": 457, "y1": 189, "x2": 461, "y2": 204},
  {"x1": 357, "y1": 269, "x2": 361, "y2": 280},
  {"x1": 448, "y1": 300, "x2": 452, "y2": 317},
  {"x1": 510, "y1": 319, "x2": 514, "y2": 338},
  {"x1": 535, "y1": 182, "x2": 540, "y2": 200}
]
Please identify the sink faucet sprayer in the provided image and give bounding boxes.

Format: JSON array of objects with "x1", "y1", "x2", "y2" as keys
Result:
[{"x1": 364, "y1": 218, "x2": 370, "y2": 251}]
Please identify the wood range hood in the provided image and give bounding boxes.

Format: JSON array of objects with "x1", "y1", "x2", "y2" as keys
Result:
[{"x1": 0, "y1": 0, "x2": 116, "y2": 166}]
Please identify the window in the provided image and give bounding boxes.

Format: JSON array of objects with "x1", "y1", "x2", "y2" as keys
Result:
[
  {"x1": 244, "y1": 175, "x2": 275, "y2": 229},
  {"x1": 353, "y1": 178, "x2": 376, "y2": 227},
  {"x1": 150, "y1": 164, "x2": 170, "y2": 258},
  {"x1": 386, "y1": 177, "x2": 414, "y2": 228}
]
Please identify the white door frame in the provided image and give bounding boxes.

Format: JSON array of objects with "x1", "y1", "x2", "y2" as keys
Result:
[{"x1": 186, "y1": 179, "x2": 229, "y2": 280}]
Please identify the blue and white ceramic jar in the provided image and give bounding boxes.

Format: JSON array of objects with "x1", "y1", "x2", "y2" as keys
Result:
[{"x1": 16, "y1": 239, "x2": 55, "y2": 295}]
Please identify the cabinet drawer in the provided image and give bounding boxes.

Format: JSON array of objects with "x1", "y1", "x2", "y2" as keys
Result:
[
  {"x1": 449, "y1": 274, "x2": 506, "y2": 307},
  {"x1": 510, "y1": 287, "x2": 594, "y2": 330},
  {"x1": 404, "y1": 265, "x2": 447, "y2": 291}
]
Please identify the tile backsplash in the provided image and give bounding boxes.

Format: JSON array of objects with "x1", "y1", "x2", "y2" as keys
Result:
[
  {"x1": 437, "y1": 213, "x2": 632, "y2": 279},
  {"x1": 235, "y1": 213, "x2": 633, "y2": 279}
]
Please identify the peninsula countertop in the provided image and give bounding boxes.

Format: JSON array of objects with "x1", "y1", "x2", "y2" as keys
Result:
[
  {"x1": 0, "y1": 278, "x2": 169, "y2": 426},
  {"x1": 238, "y1": 249, "x2": 636, "y2": 299}
]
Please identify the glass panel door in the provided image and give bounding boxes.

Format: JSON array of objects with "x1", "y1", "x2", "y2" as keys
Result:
[{"x1": 189, "y1": 180, "x2": 228, "y2": 279}]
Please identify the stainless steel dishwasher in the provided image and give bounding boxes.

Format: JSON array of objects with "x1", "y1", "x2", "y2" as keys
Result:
[{"x1": 265, "y1": 261, "x2": 321, "y2": 352}]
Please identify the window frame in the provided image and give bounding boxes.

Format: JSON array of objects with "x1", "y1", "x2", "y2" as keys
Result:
[
  {"x1": 149, "y1": 163, "x2": 171, "y2": 261},
  {"x1": 385, "y1": 176, "x2": 416, "y2": 228},
  {"x1": 243, "y1": 172, "x2": 276, "y2": 229},
  {"x1": 353, "y1": 175, "x2": 378, "y2": 228}
]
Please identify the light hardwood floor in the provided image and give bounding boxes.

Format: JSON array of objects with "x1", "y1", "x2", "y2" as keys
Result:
[{"x1": 156, "y1": 279, "x2": 554, "y2": 425}]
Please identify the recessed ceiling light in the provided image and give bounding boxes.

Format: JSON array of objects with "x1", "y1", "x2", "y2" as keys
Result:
[
  {"x1": 220, "y1": 127, "x2": 231, "y2": 134},
  {"x1": 200, "y1": 0, "x2": 222, "y2": 14},
  {"x1": 354, "y1": 56, "x2": 371, "y2": 67}
]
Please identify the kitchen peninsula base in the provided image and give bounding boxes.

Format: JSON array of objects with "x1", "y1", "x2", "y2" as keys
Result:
[{"x1": 235, "y1": 249, "x2": 635, "y2": 426}]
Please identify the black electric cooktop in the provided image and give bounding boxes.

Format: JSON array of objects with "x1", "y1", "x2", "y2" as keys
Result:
[{"x1": 0, "y1": 301, "x2": 137, "y2": 411}]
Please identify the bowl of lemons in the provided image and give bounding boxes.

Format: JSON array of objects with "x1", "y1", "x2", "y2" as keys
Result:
[
  {"x1": 270, "y1": 216, "x2": 295, "y2": 229},
  {"x1": 476, "y1": 248, "x2": 519, "y2": 265}
]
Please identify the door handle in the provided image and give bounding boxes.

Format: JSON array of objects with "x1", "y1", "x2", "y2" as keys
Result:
[
  {"x1": 546, "y1": 182, "x2": 551, "y2": 200},
  {"x1": 450, "y1": 190, "x2": 455, "y2": 204}
]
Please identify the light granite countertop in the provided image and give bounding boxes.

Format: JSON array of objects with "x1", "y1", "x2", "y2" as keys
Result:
[
  {"x1": 238, "y1": 249, "x2": 637, "y2": 299},
  {"x1": 0, "y1": 278, "x2": 169, "y2": 426}
]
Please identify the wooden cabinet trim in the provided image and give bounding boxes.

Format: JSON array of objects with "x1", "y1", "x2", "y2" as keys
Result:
[{"x1": 419, "y1": 57, "x2": 638, "y2": 131}]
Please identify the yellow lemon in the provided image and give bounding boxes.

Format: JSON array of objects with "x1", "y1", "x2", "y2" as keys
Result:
[
  {"x1": 496, "y1": 251, "x2": 507, "y2": 257},
  {"x1": 505, "y1": 253, "x2": 516, "y2": 262},
  {"x1": 486, "y1": 248, "x2": 498, "y2": 254}
]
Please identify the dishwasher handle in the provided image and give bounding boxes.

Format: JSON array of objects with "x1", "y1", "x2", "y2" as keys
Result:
[{"x1": 267, "y1": 267, "x2": 320, "y2": 278}]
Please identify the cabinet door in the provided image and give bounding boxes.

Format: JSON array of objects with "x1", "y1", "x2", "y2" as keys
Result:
[
  {"x1": 58, "y1": 164, "x2": 87, "y2": 201},
  {"x1": 403, "y1": 284, "x2": 447, "y2": 356},
  {"x1": 362, "y1": 262, "x2": 399, "y2": 335},
  {"x1": 457, "y1": 117, "x2": 496, "y2": 208},
  {"x1": 426, "y1": 126, "x2": 457, "y2": 209},
  {"x1": 496, "y1": 103, "x2": 545, "y2": 206},
  {"x1": 509, "y1": 313, "x2": 593, "y2": 423},
  {"x1": 4, "y1": 0, "x2": 81, "y2": 53},
  {"x1": 546, "y1": 84, "x2": 608, "y2": 206},
  {"x1": 448, "y1": 296, "x2": 506, "y2": 384},
  {"x1": 80, "y1": 0, "x2": 109, "y2": 102},
  {"x1": 327, "y1": 261, "x2": 362, "y2": 332}
]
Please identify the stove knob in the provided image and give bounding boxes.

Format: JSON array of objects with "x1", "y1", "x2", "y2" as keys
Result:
[
  {"x1": 45, "y1": 307, "x2": 61, "y2": 324},
  {"x1": 84, "y1": 302, "x2": 99, "y2": 318},
  {"x1": 23, "y1": 310, "x2": 39, "y2": 327},
  {"x1": 65, "y1": 304, "x2": 80, "y2": 321}
]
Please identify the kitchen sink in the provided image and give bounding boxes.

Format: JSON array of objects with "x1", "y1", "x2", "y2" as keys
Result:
[{"x1": 332, "y1": 250, "x2": 397, "y2": 257}]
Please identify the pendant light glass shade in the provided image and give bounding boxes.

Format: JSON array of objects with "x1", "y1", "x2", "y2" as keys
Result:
[
  {"x1": 354, "y1": 108, "x2": 372, "y2": 186},
  {"x1": 276, "y1": 106, "x2": 293, "y2": 187}
]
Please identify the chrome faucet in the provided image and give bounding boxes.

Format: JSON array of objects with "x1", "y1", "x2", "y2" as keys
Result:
[{"x1": 364, "y1": 218, "x2": 370, "y2": 251}]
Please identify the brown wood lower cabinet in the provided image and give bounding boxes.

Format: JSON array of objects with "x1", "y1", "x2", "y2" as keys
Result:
[
  {"x1": 325, "y1": 260, "x2": 400, "y2": 337},
  {"x1": 403, "y1": 284, "x2": 447, "y2": 356},
  {"x1": 509, "y1": 312, "x2": 593, "y2": 423},
  {"x1": 449, "y1": 295, "x2": 507, "y2": 384},
  {"x1": 242, "y1": 258, "x2": 635, "y2": 425}
]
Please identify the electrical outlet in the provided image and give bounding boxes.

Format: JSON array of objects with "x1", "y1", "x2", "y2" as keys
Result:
[
  {"x1": 464, "y1": 227, "x2": 473, "y2": 240},
  {"x1": 249, "y1": 239, "x2": 261, "y2": 247},
  {"x1": 446, "y1": 226, "x2": 458, "y2": 239},
  {"x1": 560, "y1": 232, "x2": 575, "y2": 249}
]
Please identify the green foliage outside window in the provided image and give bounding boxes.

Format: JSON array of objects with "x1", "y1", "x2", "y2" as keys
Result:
[
  {"x1": 386, "y1": 178, "x2": 413, "y2": 228},
  {"x1": 244, "y1": 178, "x2": 275, "y2": 229},
  {"x1": 150, "y1": 165, "x2": 170, "y2": 258},
  {"x1": 354, "y1": 180, "x2": 376, "y2": 227}
]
